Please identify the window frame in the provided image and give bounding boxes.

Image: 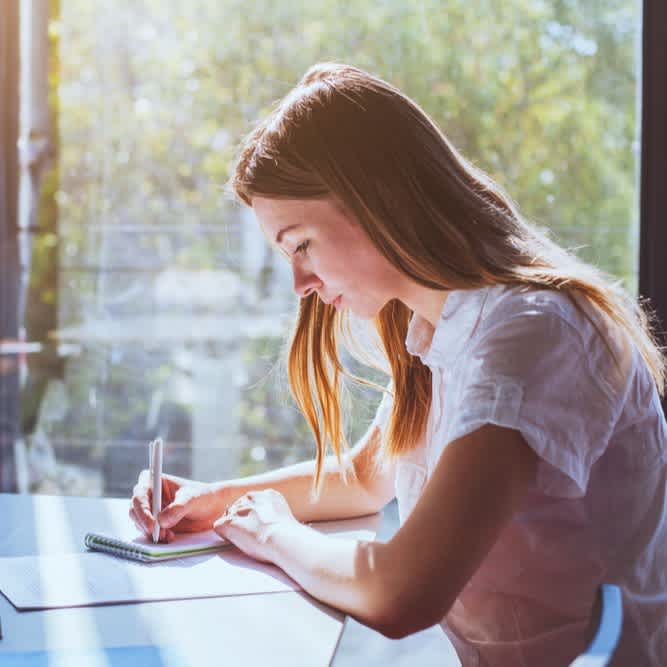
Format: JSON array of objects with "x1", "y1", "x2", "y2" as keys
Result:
[
  {"x1": 0, "y1": 0, "x2": 20, "y2": 492},
  {"x1": 639, "y1": 0, "x2": 667, "y2": 415}
]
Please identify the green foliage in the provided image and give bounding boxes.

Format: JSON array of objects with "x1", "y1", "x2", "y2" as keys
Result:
[{"x1": 55, "y1": 0, "x2": 638, "y2": 285}]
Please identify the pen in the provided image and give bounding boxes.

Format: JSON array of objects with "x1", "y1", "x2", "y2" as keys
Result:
[{"x1": 150, "y1": 437, "x2": 163, "y2": 543}]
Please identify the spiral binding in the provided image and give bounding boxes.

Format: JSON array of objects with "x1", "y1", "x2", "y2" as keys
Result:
[{"x1": 84, "y1": 534, "x2": 152, "y2": 562}]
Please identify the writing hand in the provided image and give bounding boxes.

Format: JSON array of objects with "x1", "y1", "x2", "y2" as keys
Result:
[{"x1": 129, "y1": 471, "x2": 226, "y2": 541}]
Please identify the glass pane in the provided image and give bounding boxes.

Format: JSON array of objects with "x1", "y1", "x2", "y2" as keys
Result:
[{"x1": 19, "y1": 0, "x2": 640, "y2": 496}]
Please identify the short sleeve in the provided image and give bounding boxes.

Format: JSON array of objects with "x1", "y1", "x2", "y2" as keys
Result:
[{"x1": 447, "y1": 310, "x2": 618, "y2": 498}]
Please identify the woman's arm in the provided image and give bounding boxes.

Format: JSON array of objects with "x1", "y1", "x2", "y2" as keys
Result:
[
  {"x1": 372, "y1": 423, "x2": 538, "y2": 637},
  {"x1": 148, "y1": 422, "x2": 395, "y2": 538},
  {"x1": 220, "y1": 423, "x2": 537, "y2": 638},
  {"x1": 214, "y1": 423, "x2": 395, "y2": 523}
]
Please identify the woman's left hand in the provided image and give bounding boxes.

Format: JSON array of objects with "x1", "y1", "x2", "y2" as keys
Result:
[{"x1": 213, "y1": 489, "x2": 299, "y2": 563}]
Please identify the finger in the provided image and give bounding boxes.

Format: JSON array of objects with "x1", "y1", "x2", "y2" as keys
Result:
[
  {"x1": 230, "y1": 496, "x2": 253, "y2": 511},
  {"x1": 129, "y1": 507, "x2": 149, "y2": 537},
  {"x1": 162, "y1": 478, "x2": 176, "y2": 505},
  {"x1": 138, "y1": 502, "x2": 158, "y2": 537},
  {"x1": 226, "y1": 502, "x2": 251, "y2": 518},
  {"x1": 133, "y1": 492, "x2": 153, "y2": 522},
  {"x1": 221, "y1": 506, "x2": 236, "y2": 522},
  {"x1": 232, "y1": 506, "x2": 252, "y2": 517},
  {"x1": 213, "y1": 515, "x2": 232, "y2": 538},
  {"x1": 158, "y1": 500, "x2": 189, "y2": 529},
  {"x1": 227, "y1": 498, "x2": 250, "y2": 513},
  {"x1": 131, "y1": 477, "x2": 151, "y2": 506},
  {"x1": 133, "y1": 513, "x2": 152, "y2": 539}
]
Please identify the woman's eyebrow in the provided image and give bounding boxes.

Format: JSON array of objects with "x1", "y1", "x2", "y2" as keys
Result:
[{"x1": 275, "y1": 224, "x2": 301, "y2": 244}]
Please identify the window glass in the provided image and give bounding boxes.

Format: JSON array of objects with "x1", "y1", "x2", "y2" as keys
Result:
[{"x1": 20, "y1": 0, "x2": 640, "y2": 496}]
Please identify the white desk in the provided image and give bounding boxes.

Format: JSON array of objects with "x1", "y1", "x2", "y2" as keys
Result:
[{"x1": 0, "y1": 493, "x2": 379, "y2": 666}]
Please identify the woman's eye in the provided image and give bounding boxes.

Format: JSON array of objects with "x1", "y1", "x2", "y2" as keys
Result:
[{"x1": 295, "y1": 240, "x2": 310, "y2": 254}]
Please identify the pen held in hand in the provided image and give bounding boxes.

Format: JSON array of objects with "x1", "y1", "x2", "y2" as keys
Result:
[{"x1": 149, "y1": 437, "x2": 163, "y2": 544}]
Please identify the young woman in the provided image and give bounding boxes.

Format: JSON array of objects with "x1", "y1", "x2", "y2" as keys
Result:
[{"x1": 130, "y1": 63, "x2": 667, "y2": 666}]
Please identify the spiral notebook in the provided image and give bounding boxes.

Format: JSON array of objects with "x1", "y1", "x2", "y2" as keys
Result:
[{"x1": 84, "y1": 529, "x2": 230, "y2": 562}]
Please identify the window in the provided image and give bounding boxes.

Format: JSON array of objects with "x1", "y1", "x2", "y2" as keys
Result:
[{"x1": 13, "y1": 1, "x2": 644, "y2": 496}]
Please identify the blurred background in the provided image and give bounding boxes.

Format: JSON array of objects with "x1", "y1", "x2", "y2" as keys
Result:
[{"x1": 2, "y1": 0, "x2": 642, "y2": 497}]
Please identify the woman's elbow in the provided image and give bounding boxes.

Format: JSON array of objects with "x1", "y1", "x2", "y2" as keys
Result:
[
  {"x1": 364, "y1": 592, "x2": 453, "y2": 640},
  {"x1": 360, "y1": 542, "x2": 457, "y2": 639}
]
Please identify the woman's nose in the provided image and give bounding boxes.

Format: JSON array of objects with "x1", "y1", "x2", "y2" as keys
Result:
[{"x1": 292, "y1": 262, "x2": 322, "y2": 299}]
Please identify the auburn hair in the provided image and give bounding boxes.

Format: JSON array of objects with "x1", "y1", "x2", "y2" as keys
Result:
[{"x1": 228, "y1": 62, "x2": 666, "y2": 493}]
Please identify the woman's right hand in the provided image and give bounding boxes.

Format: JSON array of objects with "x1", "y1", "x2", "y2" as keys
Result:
[{"x1": 129, "y1": 470, "x2": 228, "y2": 542}]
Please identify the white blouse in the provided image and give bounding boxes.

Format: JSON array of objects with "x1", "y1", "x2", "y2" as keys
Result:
[{"x1": 372, "y1": 284, "x2": 667, "y2": 666}]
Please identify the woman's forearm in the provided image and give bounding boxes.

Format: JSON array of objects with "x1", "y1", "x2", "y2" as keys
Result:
[
  {"x1": 214, "y1": 454, "x2": 382, "y2": 523},
  {"x1": 213, "y1": 427, "x2": 394, "y2": 523},
  {"x1": 268, "y1": 520, "x2": 392, "y2": 632},
  {"x1": 208, "y1": 426, "x2": 400, "y2": 635}
]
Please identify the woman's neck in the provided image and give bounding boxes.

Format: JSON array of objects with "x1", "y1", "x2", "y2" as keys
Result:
[{"x1": 399, "y1": 286, "x2": 449, "y2": 328}]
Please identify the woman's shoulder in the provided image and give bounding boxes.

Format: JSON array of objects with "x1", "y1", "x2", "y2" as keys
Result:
[
  {"x1": 480, "y1": 284, "x2": 581, "y2": 326},
  {"x1": 427, "y1": 284, "x2": 586, "y2": 369},
  {"x1": 475, "y1": 283, "x2": 640, "y2": 402},
  {"x1": 467, "y1": 285, "x2": 590, "y2": 353},
  {"x1": 478, "y1": 283, "x2": 630, "y2": 348}
]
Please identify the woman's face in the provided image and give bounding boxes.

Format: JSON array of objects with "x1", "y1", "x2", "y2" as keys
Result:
[{"x1": 252, "y1": 196, "x2": 405, "y2": 319}]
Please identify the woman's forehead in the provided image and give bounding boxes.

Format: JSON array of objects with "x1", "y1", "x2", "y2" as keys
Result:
[{"x1": 253, "y1": 196, "x2": 351, "y2": 232}]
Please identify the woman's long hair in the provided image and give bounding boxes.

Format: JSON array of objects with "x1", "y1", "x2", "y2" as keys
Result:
[{"x1": 228, "y1": 62, "x2": 666, "y2": 493}]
